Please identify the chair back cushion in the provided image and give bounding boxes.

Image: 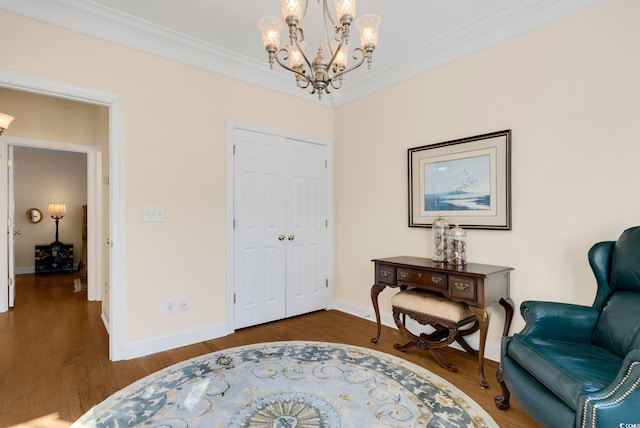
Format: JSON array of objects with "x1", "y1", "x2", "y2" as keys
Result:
[
  {"x1": 592, "y1": 291, "x2": 640, "y2": 357},
  {"x1": 610, "y1": 226, "x2": 640, "y2": 292}
]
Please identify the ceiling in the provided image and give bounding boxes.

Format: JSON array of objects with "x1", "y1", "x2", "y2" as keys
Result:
[{"x1": 1, "y1": 0, "x2": 602, "y2": 107}]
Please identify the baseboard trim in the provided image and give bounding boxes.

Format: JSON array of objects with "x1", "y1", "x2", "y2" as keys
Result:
[
  {"x1": 123, "y1": 323, "x2": 227, "y2": 360},
  {"x1": 16, "y1": 265, "x2": 81, "y2": 275},
  {"x1": 331, "y1": 298, "x2": 500, "y2": 362},
  {"x1": 101, "y1": 311, "x2": 110, "y2": 334}
]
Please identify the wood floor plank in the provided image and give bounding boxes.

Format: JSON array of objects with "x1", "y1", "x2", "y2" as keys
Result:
[{"x1": 0, "y1": 273, "x2": 539, "y2": 427}]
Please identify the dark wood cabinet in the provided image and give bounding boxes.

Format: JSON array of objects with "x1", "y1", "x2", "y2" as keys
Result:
[{"x1": 35, "y1": 244, "x2": 74, "y2": 274}]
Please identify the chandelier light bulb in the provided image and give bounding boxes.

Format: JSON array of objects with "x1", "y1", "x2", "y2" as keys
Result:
[
  {"x1": 258, "y1": 16, "x2": 283, "y2": 49},
  {"x1": 332, "y1": 41, "x2": 349, "y2": 69},
  {"x1": 334, "y1": 0, "x2": 356, "y2": 22},
  {"x1": 355, "y1": 14, "x2": 381, "y2": 48},
  {"x1": 0, "y1": 112, "x2": 14, "y2": 135},
  {"x1": 280, "y1": 0, "x2": 303, "y2": 22},
  {"x1": 287, "y1": 41, "x2": 306, "y2": 68}
]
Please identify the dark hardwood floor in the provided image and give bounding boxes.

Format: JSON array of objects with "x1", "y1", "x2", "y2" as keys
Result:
[{"x1": 0, "y1": 273, "x2": 538, "y2": 427}]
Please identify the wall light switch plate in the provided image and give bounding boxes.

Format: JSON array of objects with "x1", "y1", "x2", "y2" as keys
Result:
[{"x1": 143, "y1": 207, "x2": 165, "y2": 222}]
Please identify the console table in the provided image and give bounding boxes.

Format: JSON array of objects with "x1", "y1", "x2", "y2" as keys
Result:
[
  {"x1": 371, "y1": 256, "x2": 514, "y2": 388},
  {"x1": 35, "y1": 244, "x2": 74, "y2": 274}
]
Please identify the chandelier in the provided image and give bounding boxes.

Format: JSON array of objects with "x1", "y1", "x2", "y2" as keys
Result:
[{"x1": 258, "y1": 0, "x2": 381, "y2": 100}]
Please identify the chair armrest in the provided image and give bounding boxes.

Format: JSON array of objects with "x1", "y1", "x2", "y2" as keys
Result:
[
  {"x1": 579, "y1": 349, "x2": 640, "y2": 428},
  {"x1": 518, "y1": 301, "x2": 600, "y2": 343}
]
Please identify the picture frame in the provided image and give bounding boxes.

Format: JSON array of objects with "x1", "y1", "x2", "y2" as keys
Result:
[{"x1": 408, "y1": 130, "x2": 511, "y2": 230}]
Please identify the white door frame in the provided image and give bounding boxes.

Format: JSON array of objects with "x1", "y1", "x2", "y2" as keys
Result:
[
  {"x1": 0, "y1": 69, "x2": 126, "y2": 361},
  {"x1": 3, "y1": 136, "x2": 100, "y2": 299},
  {"x1": 225, "y1": 119, "x2": 335, "y2": 334}
]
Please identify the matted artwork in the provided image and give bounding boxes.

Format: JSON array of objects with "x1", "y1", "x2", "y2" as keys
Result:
[{"x1": 408, "y1": 130, "x2": 511, "y2": 230}]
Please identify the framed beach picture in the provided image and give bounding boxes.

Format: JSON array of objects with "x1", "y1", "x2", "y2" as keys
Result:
[{"x1": 408, "y1": 130, "x2": 511, "y2": 230}]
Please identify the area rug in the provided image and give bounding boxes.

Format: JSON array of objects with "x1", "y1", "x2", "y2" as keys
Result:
[{"x1": 72, "y1": 341, "x2": 497, "y2": 427}]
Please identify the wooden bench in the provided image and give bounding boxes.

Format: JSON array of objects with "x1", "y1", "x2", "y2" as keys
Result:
[{"x1": 392, "y1": 288, "x2": 479, "y2": 373}]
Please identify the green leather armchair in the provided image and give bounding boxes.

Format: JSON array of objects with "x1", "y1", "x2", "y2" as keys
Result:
[{"x1": 495, "y1": 226, "x2": 640, "y2": 428}]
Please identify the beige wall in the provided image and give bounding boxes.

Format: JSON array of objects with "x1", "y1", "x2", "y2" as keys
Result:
[
  {"x1": 335, "y1": 0, "x2": 640, "y2": 348},
  {"x1": 14, "y1": 149, "x2": 87, "y2": 269},
  {"x1": 0, "y1": 9, "x2": 334, "y2": 345},
  {"x1": 0, "y1": 87, "x2": 105, "y2": 145}
]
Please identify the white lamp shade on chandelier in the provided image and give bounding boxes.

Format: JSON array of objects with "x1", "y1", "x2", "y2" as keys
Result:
[
  {"x1": 0, "y1": 112, "x2": 14, "y2": 135},
  {"x1": 258, "y1": 0, "x2": 381, "y2": 99}
]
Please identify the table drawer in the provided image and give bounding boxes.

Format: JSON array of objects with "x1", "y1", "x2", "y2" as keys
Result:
[
  {"x1": 376, "y1": 264, "x2": 396, "y2": 285},
  {"x1": 449, "y1": 275, "x2": 478, "y2": 303},
  {"x1": 397, "y1": 268, "x2": 447, "y2": 292}
]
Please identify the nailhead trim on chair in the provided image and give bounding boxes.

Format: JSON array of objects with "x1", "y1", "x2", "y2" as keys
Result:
[{"x1": 581, "y1": 361, "x2": 640, "y2": 428}]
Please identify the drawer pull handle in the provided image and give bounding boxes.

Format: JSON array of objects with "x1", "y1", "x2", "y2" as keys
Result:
[
  {"x1": 454, "y1": 282, "x2": 469, "y2": 292},
  {"x1": 432, "y1": 276, "x2": 443, "y2": 284},
  {"x1": 380, "y1": 270, "x2": 391, "y2": 278},
  {"x1": 399, "y1": 271, "x2": 409, "y2": 279}
]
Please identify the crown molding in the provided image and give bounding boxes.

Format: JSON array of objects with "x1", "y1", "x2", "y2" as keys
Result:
[
  {"x1": 0, "y1": 0, "x2": 602, "y2": 108},
  {"x1": 0, "y1": 0, "x2": 336, "y2": 106}
]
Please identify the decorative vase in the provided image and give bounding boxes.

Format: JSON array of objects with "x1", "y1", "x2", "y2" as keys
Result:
[
  {"x1": 432, "y1": 215, "x2": 449, "y2": 262},
  {"x1": 447, "y1": 224, "x2": 467, "y2": 265}
]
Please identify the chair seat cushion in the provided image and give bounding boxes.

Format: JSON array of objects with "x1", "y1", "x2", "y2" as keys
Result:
[
  {"x1": 392, "y1": 288, "x2": 474, "y2": 323},
  {"x1": 508, "y1": 335, "x2": 623, "y2": 410}
]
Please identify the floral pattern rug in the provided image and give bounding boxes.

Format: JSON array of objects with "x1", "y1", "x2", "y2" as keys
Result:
[{"x1": 72, "y1": 341, "x2": 497, "y2": 427}]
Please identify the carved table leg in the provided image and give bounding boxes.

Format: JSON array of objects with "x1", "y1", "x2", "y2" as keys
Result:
[
  {"x1": 470, "y1": 306, "x2": 490, "y2": 389},
  {"x1": 370, "y1": 284, "x2": 386, "y2": 344},
  {"x1": 498, "y1": 297, "x2": 514, "y2": 337}
]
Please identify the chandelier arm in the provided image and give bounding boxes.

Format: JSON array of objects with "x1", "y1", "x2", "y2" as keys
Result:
[
  {"x1": 294, "y1": 27, "x2": 305, "y2": 44},
  {"x1": 322, "y1": 0, "x2": 338, "y2": 30},
  {"x1": 291, "y1": 35, "x2": 316, "y2": 81},
  {"x1": 329, "y1": 47, "x2": 367, "y2": 86},
  {"x1": 301, "y1": 0, "x2": 309, "y2": 26},
  {"x1": 322, "y1": 0, "x2": 340, "y2": 57},
  {"x1": 330, "y1": 78, "x2": 342, "y2": 90},
  {"x1": 275, "y1": 48, "x2": 313, "y2": 84},
  {"x1": 326, "y1": 35, "x2": 347, "y2": 73}
]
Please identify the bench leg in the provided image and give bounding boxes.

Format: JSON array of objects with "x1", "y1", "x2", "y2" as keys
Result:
[
  {"x1": 392, "y1": 307, "x2": 462, "y2": 372},
  {"x1": 430, "y1": 349, "x2": 458, "y2": 372}
]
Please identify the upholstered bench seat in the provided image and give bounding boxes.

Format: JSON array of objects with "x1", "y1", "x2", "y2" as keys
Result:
[
  {"x1": 392, "y1": 289, "x2": 476, "y2": 323},
  {"x1": 392, "y1": 288, "x2": 479, "y2": 372}
]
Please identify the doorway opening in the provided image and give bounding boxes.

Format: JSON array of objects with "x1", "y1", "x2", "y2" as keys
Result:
[
  {"x1": 0, "y1": 69, "x2": 126, "y2": 361},
  {"x1": 11, "y1": 146, "x2": 91, "y2": 305}
]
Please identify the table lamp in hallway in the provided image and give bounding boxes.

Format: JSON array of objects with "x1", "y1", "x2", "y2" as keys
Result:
[{"x1": 48, "y1": 203, "x2": 66, "y2": 246}]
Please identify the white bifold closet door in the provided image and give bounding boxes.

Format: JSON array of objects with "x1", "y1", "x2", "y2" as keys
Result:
[{"x1": 233, "y1": 128, "x2": 327, "y2": 329}]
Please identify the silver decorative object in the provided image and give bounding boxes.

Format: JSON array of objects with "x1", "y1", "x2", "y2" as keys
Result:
[
  {"x1": 432, "y1": 215, "x2": 449, "y2": 262},
  {"x1": 447, "y1": 224, "x2": 467, "y2": 265}
]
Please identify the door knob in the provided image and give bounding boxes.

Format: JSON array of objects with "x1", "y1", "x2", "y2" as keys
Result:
[
  {"x1": 288, "y1": 234, "x2": 295, "y2": 241},
  {"x1": 14, "y1": 230, "x2": 22, "y2": 236},
  {"x1": 278, "y1": 234, "x2": 285, "y2": 241}
]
